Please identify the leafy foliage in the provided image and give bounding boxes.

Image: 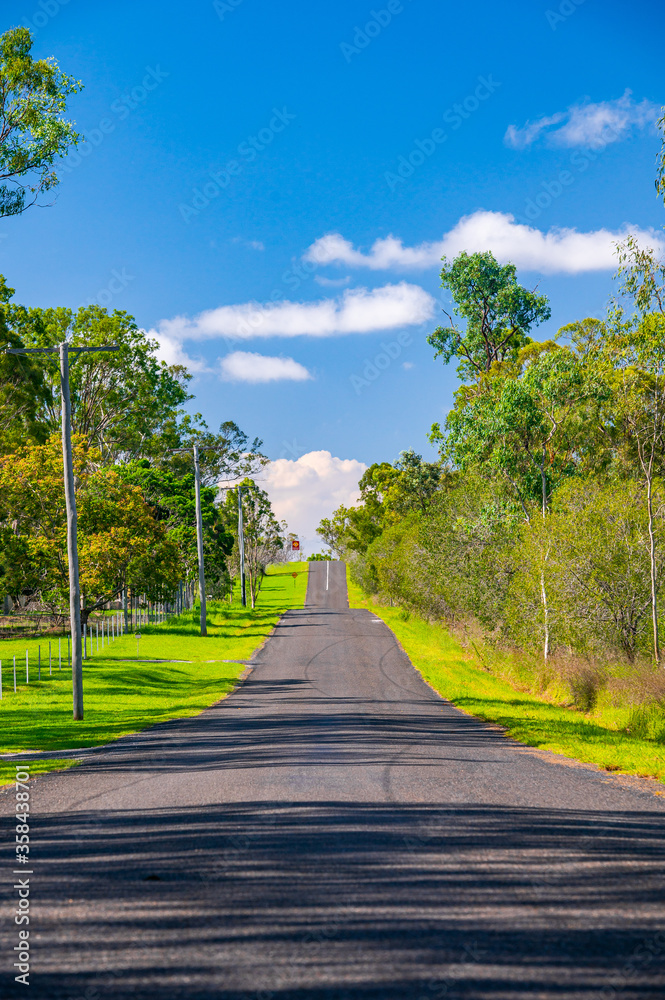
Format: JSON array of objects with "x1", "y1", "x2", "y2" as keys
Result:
[
  {"x1": 0, "y1": 27, "x2": 82, "y2": 216},
  {"x1": 120, "y1": 460, "x2": 234, "y2": 600},
  {"x1": 428, "y1": 250, "x2": 551, "y2": 379},
  {"x1": 222, "y1": 480, "x2": 285, "y2": 608},
  {"x1": 440, "y1": 343, "x2": 600, "y2": 516},
  {"x1": 323, "y1": 239, "x2": 665, "y2": 672},
  {"x1": 5, "y1": 300, "x2": 192, "y2": 462},
  {"x1": 0, "y1": 276, "x2": 50, "y2": 452},
  {"x1": 0, "y1": 437, "x2": 183, "y2": 621}
]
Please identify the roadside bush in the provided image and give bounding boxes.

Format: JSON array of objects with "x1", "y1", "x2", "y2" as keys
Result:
[
  {"x1": 625, "y1": 703, "x2": 665, "y2": 741},
  {"x1": 566, "y1": 664, "x2": 606, "y2": 713}
]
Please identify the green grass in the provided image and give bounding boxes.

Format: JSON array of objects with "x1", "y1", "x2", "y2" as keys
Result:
[
  {"x1": 347, "y1": 574, "x2": 665, "y2": 786},
  {"x1": 0, "y1": 563, "x2": 308, "y2": 786}
]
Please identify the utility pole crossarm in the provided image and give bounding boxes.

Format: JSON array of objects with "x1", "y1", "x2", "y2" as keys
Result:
[{"x1": 5, "y1": 345, "x2": 119, "y2": 355}]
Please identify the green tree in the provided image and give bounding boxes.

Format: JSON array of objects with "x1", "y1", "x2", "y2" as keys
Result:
[
  {"x1": 121, "y1": 460, "x2": 234, "y2": 600},
  {"x1": 317, "y1": 500, "x2": 383, "y2": 558},
  {"x1": 354, "y1": 471, "x2": 518, "y2": 627},
  {"x1": 605, "y1": 239, "x2": 665, "y2": 663},
  {"x1": 0, "y1": 437, "x2": 183, "y2": 622},
  {"x1": 0, "y1": 275, "x2": 49, "y2": 452},
  {"x1": 5, "y1": 300, "x2": 192, "y2": 461},
  {"x1": 164, "y1": 419, "x2": 266, "y2": 487},
  {"x1": 223, "y1": 480, "x2": 285, "y2": 608},
  {"x1": 380, "y1": 450, "x2": 442, "y2": 521},
  {"x1": 508, "y1": 479, "x2": 664, "y2": 662},
  {"x1": 427, "y1": 250, "x2": 551, "y2": 380},
  {"x1": 440, "y1": 345, "x2": 594, "y2": 518},
  {"x1": 316, "y1": 507, "x2": 354, "y2": 558},
  {"x1": 437, "y1": 344, "x2": 600, "y2": 659},
  {"x1": 0, "y1": 27, "x2": 82, "y2": 217},
  {"x1": 316, "y1": 453, "x2": 442, "y2": 558}
]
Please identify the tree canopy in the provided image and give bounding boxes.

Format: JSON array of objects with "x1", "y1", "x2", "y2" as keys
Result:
[
  {"x1": 0, "y1": 437, "x2": 183, "y2": 622},
  {"x1": 427, "y1": 250, "x2": 551, "y2": 380},
  {"x1": 0, "y1": 27, "x2": 82, "y2": 217}
]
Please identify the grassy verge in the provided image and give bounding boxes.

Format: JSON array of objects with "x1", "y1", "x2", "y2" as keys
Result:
[
  {"x1": 347, "y1": 574, "x2": 665, "y2": 785},
  {"x1": 0, "y1": 563, "x2": 308, "y2": 787}
]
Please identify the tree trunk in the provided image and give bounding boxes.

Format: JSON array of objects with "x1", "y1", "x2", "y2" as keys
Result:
[
  {"x1": 647, "y1": 473, "x2": 661, "y2": 664},
  {"x1": 540, "y1": 564, "x2": 550, "y2": 662},
  {"x1": 539, "y1": 452, "x2": 550, "y2": 661}
]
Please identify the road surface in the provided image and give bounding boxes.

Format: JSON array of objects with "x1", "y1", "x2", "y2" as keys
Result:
[{"x1": 3, "y1": 561, "x2": 665, "y2": 998}]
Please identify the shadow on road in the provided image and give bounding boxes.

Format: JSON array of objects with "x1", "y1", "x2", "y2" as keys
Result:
[
  {"x1": 73, "y1": 702, "x2": 517, "y2": 773},
  {"x1": 25, "y1": 801, "x2": 665, "y2": 999}
]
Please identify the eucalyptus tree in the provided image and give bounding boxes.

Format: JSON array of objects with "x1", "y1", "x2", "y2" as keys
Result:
[
  {"x1": 656, "y1": 106, "x2": 665, "y2": 206},
  {"x1": 0, "y1": 27, "x2": 82, "y2": 217},
  {"x1": 5, "y1": 300, "x2": 192, "y2": 462},
  {"x1": 222, "y1": 480, "x2": 285, "y2": 608},
  {"x1": 604, "y1": 239, "x2": 665, "y2": 663},
  {"x1": 428, "y1": 250, "x2": 551, "y2": 380},
  {"x1": 437, "y1": 344, "x2": 601, "y2": 660}
]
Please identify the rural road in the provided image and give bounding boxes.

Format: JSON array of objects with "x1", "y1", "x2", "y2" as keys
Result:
[{"x1": 3, "y1": 561, "x2": 665, "y2": 998}]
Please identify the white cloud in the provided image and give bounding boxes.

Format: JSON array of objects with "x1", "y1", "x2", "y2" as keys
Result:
[
  {"x1": 306, "y1": 232, "x2": 436, "y2": 270},
  {"x1": 314, "y1": 274, "x2": 352, "y2": 287},
  {"x1": 152, "y1": 332, "x2": 212, "y2": 374},
  {"x1": 261, "y1": 450, "x2": 366, "y2": 544},
  {"x1": 220, "y1": 351, "x2": 313, "y2": 383},
  {"x1": 504, "y1": 113, "x2": 565, "y2": 149},
  {"x1": 150, "y1": 283, "x2": 435, "y2": 345},
  {"x1": 304, "y1": 210, "x2": 665, "y2": 275},
  {"x1": 505, "y1": 90, "x2": 659, "y2": 150}
]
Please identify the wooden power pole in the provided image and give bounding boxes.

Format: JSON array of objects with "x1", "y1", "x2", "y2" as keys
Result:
[{"x1": 5, "y1": 341, "x2": 118, "y2": 720}]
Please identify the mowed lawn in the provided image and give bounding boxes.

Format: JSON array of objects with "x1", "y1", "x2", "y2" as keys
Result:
[
  {"x1": 0, "y1": 564, "x2": 308, "y2": 786},
  {"x1": 347, "y1": 574, "x2": 665, "y2": 786}
]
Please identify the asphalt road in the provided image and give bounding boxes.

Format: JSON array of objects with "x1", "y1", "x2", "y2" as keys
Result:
[{"x1": 3, "y1": 561, "x2": 665, "y2": 999}]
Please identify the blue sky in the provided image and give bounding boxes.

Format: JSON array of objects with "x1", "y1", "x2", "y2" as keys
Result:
[{"x1": 2, "y1": 0, "x2": 664, "y2": 542}]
